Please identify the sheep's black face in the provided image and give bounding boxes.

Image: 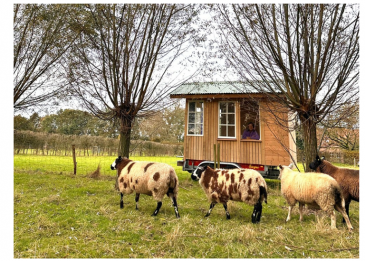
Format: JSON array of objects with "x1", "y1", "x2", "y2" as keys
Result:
[
  {"x1": 309, "y1": 155, "x2": 324, "y2": 171},
  {"x1": 111, "y1": 156, "x2": 122, "y2": 170},
  {"x1": 191, "y1": 166, "x2": 206, "y2": 181}
]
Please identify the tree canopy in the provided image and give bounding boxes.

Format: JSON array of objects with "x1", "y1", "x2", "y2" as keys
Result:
[
  {"x1": 13, "y1": 4, "x2": 83, "y2": 111},
  {"x1": 215, "y1": 4, "x2": 359, "y2": 170},
  {"x1": 67, "y1": 4, "x2": 200, "y2": 156}
]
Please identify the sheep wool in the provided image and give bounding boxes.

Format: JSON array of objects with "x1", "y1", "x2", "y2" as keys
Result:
[
  {"x1": 279, "y1": 165, "x2": 353, "y2": 230},
  {"x1": 310, "y1": 155, "x2": 359, "y2": 223},
  {"x1": 192, "y1": 166, "x2": 267, "y2": 223},
  {"x1": 111, "y1": 156, "x2": 180, "y2": 218}
]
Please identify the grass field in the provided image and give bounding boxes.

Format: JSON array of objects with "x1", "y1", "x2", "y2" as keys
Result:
[{"x1": 14, "y1": 155, "x2": 359, "y2": 258}]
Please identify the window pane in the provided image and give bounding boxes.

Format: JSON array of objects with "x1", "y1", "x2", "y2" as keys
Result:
[
  {"x1": 188, "y1": 124, "x2": 195, "y2": 134},
  {"x1": 228, "y1": 114, "x2": 235, "y2": 124},
  {"x1": 196, "y1": 102, "x2": 203, "y2": 113},
  {"x1": 220, "y1": 114, "x2": 227, "y2": 125},
  {"x1": 219, "y1": 125, "x2": 227, "y2": 137},
  {"x1": 188, "y1": 113, "x2": 195, "y2": 124},
  {"x1": 196, "y1": 112, "x2": 202, "y2": 124},
  {"x1": 220, "y1": 102, "x2": 227, "y2": 113},
  {"x1": 189, "y1": 102, "x2": 195, "y2": 112},
  {"x1": 228, "y1": 126, "x2": 235, "y2": 137},
  {"x1": 196, "y1": 124, "x2": 202, "y2": 135},
  {"x1": 227, "y1": 102, "x2": 235, "y2": 113}
]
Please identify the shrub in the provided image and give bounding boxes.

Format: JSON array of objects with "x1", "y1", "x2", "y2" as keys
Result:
[{"x1": 14, "y1": 130, "x2": 183, "y2": 157}]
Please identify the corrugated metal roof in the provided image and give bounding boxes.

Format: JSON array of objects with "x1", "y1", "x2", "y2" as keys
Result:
[{"x1": 170, "y1": 81, "x2": 261, "y2": 95}]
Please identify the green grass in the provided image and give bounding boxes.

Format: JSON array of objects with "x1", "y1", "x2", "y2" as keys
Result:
[{"x1": 14, "y1": 155, "x2": 359, "y2": 258}]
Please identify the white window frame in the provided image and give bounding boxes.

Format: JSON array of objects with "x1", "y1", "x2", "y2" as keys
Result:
[
  {"x1": 187, "y1": 100, "x2": 204, "y2": 136},
  {"x1": 218, "y1": 101, "x2": 236, "y2": 139}
]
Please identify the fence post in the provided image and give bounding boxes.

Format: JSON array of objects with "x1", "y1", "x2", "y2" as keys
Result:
[{"x1": 72, "y1": 144, "x2": 77, "y2": 175}]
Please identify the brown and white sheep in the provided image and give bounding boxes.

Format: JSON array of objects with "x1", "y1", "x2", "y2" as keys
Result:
[
  {"x1": 111, "y1": 156, "x2": 180, "y2": 218},
  {"x1": 278, "y1": 164, "x2": 353, "y2": 230},
  {"x1": 310, "y1": 155, "x2": 359, "y2": 223},
  {"x1": 191, "y1": 165, "x2": 267, "y2": 223}
]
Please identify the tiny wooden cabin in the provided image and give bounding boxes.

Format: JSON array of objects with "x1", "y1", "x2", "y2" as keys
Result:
[{"x1": 170, "y1": 82, "x2": 297, "y2": 178}]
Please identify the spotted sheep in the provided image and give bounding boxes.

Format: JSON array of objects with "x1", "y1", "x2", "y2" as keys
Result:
[
  {"x1": 278, "y1": 164, "x2": 353, "y2": 230},
  {"x1": 310, "y1": 156, "x2": 359, "y2": 223},
  {"x1": 110, "y1": 156, "x2": 180, "y2": 218},
  {"x1": 191, "y1": 166, "x2": 268, "y2": 223}
]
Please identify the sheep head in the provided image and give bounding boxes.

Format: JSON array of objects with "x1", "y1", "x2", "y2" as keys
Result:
[
  {"x1": 309, "y1": 155, "x2": 325, "y2": 171},
  {"x1": 278, "y1": 164, "x2": 293, "y2": 179},
  {"x1": 191, "y1": 165, "x2": 208, "y2": 181},
  {"x1": 111, "y1": 156, "x2": 123, "y2": 170}
]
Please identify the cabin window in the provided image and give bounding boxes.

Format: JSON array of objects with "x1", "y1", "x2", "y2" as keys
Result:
[
  {"x1": 187, "y1": 101, "x2": 204, "y2": 136},
  {"x1": 240, "y1": 100, "x2": 260, "y2": 140},
  {"x1": 218, "y1": 101, "x2": 236, "y2": 138}
]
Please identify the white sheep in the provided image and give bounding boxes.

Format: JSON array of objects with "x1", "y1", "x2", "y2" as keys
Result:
[
  {"x1": 111, "y1": 156, "x2": 180, "y2": 218},
  {"x1": 278, "y1": 164, "x2": 353, "y2": 230},
  {"x1": 191, "y1": 166, "x2": 267, "y2": 223}
]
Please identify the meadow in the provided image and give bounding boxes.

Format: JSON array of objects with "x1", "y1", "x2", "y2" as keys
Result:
[{"x1": 14, "y1": 155, "x2": 359, "y2": 258}]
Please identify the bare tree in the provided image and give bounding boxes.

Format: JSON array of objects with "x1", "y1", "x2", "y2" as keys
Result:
[
  {"x1": 13, "y1": 4, "x2": 82, "y2": 111},
  {"x1": 68, "y1": 4, "x2": 200, "y2": 157},
  {"x1": 215, "y1": 4, "x2": 359, "y2": 170},
  {"x1": 318, "y1": 103, "x2": 359, "y2": 151}
]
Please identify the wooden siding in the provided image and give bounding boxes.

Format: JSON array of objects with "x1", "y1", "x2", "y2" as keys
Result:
[
  {"x1": 184, "y1": 98, "x2": 293, "y2": 166},
  {"x1": 260, "y1": 102, "x2": 291, "y2": 166}
]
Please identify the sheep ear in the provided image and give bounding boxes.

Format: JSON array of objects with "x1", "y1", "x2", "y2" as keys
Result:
[
  {"x1": 279, "y1": 165, "x2": 283, "y2": 170},
  {"x1": 288, "y1": 163, "x2": 293, "y2": 169}
]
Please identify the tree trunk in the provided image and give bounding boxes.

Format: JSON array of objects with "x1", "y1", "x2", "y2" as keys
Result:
[
  {"x1": 118, "y1": 116, "x2": 133, "y2": 158},
  {"x1": 300, "y1": 115, "x2": 318, "y2": 172}
]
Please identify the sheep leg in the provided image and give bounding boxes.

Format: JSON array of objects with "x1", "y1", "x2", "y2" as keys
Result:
[
  {"x1": 298, "y1": 203, "x2": 304, "y2": 222},
  {"x1": 166, "y1": 187, "x2": 180, "y2": 218},
  {"x1": 343, "y1": 202, "x2": 350, "y2": 223},
  {"x1": 205, "y1": 203, "x2": 216, "y2": 217},
  {"x1": 152, "y1": 202, "x2": 162, "y2": 216},
  {"x1": 251, "y1": 202, "x2": 262, "y2": 223},
  {"x1": 120, "y1": 193, "x2": 124, "y2": 209},
  {"x1": 135, "y1": 193, "x2": 140, "y2": 210},
  {"x1": 334, "y1": 204, "x2": 353, "y2": 230},
  {"x1": 171, "y1": 196, "x2": 180, "y2": 218},
  {"x1": 223, "y1": 203, "x2": 230, "y2": 220},
  {"x1": 330, "y1": 210, "x2": 337, "y2": 230},
  {"x1": 286, "y1": 205, "x2": 293, "y2": 222}
]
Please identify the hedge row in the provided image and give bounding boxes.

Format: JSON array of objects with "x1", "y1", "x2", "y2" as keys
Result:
[
  {"x1": 297, "y1": 149, "x2": 359, "y2": 166},
  {"x1": 320, "y1": 150, "x2": 359, "y2": 165},
  {"x1": 14, "y1": 130, "x2": 183, "y2": 157}
]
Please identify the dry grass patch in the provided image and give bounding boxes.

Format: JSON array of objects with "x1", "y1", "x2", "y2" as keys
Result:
[{"x1": 87, "y1": 163, "x2": 101, "y2": 179}]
